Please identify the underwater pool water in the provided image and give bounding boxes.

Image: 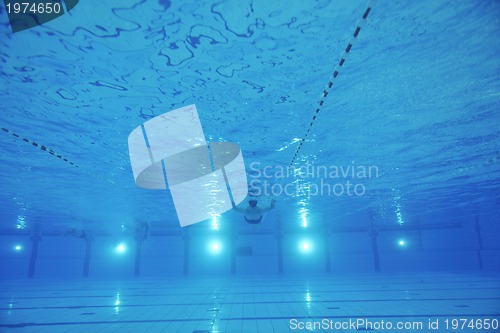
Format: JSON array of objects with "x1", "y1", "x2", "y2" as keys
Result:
[{"x1": 0, "y1": 0, "x2": 499, "y2": 332}]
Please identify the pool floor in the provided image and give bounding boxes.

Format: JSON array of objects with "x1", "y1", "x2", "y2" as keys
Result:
[{"x1": 1, "y1": 272, "x2": 499, "y2": 332}]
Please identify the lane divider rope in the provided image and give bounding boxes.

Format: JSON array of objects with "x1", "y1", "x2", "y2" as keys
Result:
[
  {"x1": 289, "y1": 0, "x2": 377, "y2": 168},
  {"x1": 1, "y1": 126, "x2": 118, "y2": 185},
  {"x1": 1, "y1": 127, "x2": 79, "y2": 168}
]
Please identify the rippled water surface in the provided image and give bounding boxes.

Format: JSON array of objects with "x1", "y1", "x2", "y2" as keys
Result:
[{"x1": 0, "y1": 0, "x2": 499, "y2": 233}]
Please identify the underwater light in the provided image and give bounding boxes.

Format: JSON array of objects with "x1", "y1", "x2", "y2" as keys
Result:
[
  {"x1": 210, "y1": 242, "x2": 221, "y2": 253},
  {"x1": 300, "y1": 241, "x2": 312, "y2": 252},
  {"x1": 14, "y1": 245, "x2": 22, "y2": 251},
  {"x1": 398, "y1": 240, "x2": 406, "y2": 246},
  {"x1": 115, "y1": 243, "x2": 126, "y2": 253}
]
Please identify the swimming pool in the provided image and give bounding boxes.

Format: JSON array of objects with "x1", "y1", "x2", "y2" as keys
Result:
[{"x1": 0, "y1": 0, "x2": 499, "y2": 332}]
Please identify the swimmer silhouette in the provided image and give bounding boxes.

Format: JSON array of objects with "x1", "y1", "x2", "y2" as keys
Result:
[{"x1": 232, "y1": 199, "x2": 276, "y2": 225}]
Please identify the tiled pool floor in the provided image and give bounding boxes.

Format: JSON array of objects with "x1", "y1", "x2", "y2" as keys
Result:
[{"x1": 1, "y1": 272, "x2": 499, "y2": 332}]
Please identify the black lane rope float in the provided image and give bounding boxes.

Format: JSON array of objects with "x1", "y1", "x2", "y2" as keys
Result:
[
  {"x1": 1, "y1": 127, "x2": 79, "y2": 168},
  {"x1": 1, "y1": 127, "x2": 121, "y2": 185},
  {"x1": 289, "y1": 0, "x2": 377, "y2": 168}
]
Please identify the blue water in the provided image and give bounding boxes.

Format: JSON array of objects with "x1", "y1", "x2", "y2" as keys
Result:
[
  {"x1": 0, "y1": 0, "x2": 499, "y2": 331},
  {"x1": 0, "y1": 0, "x2": 498, "y2": 231}
]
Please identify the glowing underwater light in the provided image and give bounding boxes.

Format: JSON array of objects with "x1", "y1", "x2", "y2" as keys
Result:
[
  {"x1": 116, "y1": 243, "x2": 126, "y2": 253},
  {"x1": 210, "y1": 242, "x2": 221, "y2": 253},
  {"x1": 300, "y1": 241, "x2": 312, "y2": 252}
]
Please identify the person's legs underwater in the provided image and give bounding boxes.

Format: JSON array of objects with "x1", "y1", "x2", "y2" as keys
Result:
[
  {"x1": 244, "y1": 216, "x2": 261, "y2": 230},
  {"x1": 244, "y1": 216, "x2": 262, "y2": 224}
]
